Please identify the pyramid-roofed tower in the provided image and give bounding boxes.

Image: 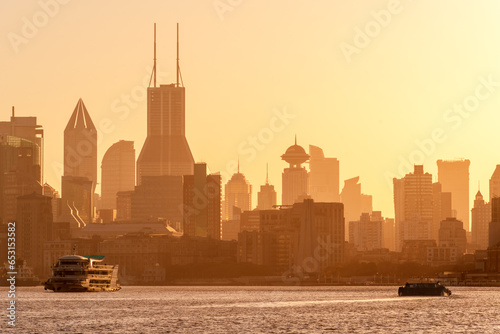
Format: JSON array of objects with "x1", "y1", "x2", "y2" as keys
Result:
[{"x1": 64, "y1": 98, "x2": 97, "y2": 186}]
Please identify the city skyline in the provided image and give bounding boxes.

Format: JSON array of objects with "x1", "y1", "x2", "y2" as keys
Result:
[
  {"x1": 3, "y1": 1, "x2": 500, "y2": 218},
  {"x1": 5, "y1": 3, "x2": 500, "y2": 332}
]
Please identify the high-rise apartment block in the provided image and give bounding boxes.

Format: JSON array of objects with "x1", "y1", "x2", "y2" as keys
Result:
[
  {"x1": 258, "y1": 199, "x2": 344, "y2": 275},
  {"x1": 393, "y1": 165, "x2": 433, "y2": 251},
  {"x1": 349, "y1": 211, "x2": 384, "y2": 251}
]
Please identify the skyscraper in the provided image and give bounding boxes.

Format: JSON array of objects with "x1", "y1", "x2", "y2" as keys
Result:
[
  {"x1": 258, "y1": 199, "x2": 344, "y2": 275},
  {"x1": 64, "y1": 99, "x2": 97, "y2": 189},
  {"x1": 340, "y1": 176, "x2": 372, "y2": 241},
  {"x1": 383, "y1": 218, "x2": 396, "y2": 251},
  {"x1": 490, "y1": 165, "x2": 500, "y2": 201},
  {"x1": 131, "y1": 175, "x2": 183, "y2": 224},
  {"x1": 257, "y1": 165, "x2": 277, "y2": 210},
  {"x1": 183, "y1": 163, "x2": 221, "y2": 239},
  {"x1": 224, "y1": 166, "x2": 252, "y2": 220},
  {"x1": 17, "y1": 193, "x2": 53, "y2": 278},
  {"x1": 62, "y1": 99, "x2": 97, "y2": 225},
  {"x1": 490, "y1": 197, "x2": 500, "y2": 248},
  {"x1": 438, "y1": 217, "x2": 467, "y2": 255},
  {"x1": 0, "y1": 107, "x2": 44, "y2": 181},
  {"x1": 0, "y1": 135, "x2": 42, "y2": 224},
  {"x1": 437, "y1": 159, "x2": 470, "y2": 231},
  {"x1": 281, "y1": 138, "x2": 309, "y2": 206},
  {"x1": 349, "y1": 211, "x2": 384, "y2": 251},
  {"x1": 432, "y1": 182, "x2": 452, "y2": 241},
  {"x1": 0, "y1": 108, "x2": 44, "y2": 225},
  {"x1": 101, "y1": 140, "x2": 135, "y2": 210},
  {"x1": 136, "y1": 24, "x2": 194, "y2": 185},
  {"x1": 308, "y1": 145, "x2": 340, "y2": 202},
  {"x1": 61, "y1": 175, "x2": 94, "y2": 226},
  {"x1": 393, "y1": 165, "x2": 433, "y2": 251},
  {"x1": 471, "y1": 190, "x2": 491, "y2": 250}
]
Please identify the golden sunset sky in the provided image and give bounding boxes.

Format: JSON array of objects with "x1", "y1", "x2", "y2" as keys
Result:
[{"x1": 2, "y1": 0, "x2": 500, "y2": 219}]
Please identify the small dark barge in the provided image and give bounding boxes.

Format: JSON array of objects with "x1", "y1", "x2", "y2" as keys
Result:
[{"x1": 398, "y1": 282, "x2": 451, "y2": 297}]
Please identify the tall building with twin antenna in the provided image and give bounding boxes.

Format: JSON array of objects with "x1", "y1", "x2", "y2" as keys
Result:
[{"x1": 136, "y1": 23, "x2": 194, "y2": 185}]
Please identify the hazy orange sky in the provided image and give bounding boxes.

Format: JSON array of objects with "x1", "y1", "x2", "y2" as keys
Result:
[{"x1": 2, "y1": 0, "x2": 500, "y2": 219}]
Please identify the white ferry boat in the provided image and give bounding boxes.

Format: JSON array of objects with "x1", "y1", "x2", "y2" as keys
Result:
[{"x1": 43, "y1": 255, "x2": 120, "y2": 292}]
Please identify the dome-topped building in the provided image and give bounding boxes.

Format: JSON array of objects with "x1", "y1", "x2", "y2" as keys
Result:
[
  {"x1": 281, "y1": 136, "x2": 309, "y2": 206},
  {"x1": 281, "y1": 136, "x2": 310, "y2": 168}
]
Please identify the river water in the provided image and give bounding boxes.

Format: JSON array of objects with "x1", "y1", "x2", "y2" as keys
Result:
[{"x1": 2, "y1": 286, "x2": 500, "y2": 333}]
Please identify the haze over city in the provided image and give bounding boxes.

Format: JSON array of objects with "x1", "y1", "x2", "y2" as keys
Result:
[
  {"x1": 3, "y1": 1, "x2": 500, "y2": 218},
  {"x1": 6, "y1": 2, "x2": 500, "y2": 333}
]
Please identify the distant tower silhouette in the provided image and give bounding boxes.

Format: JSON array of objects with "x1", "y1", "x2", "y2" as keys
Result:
[
  {"x1": 340, "y1": 177, "x2": 372, "y2": 241},
  {"x1": 309, "y1": 145, "x2": 340, "y2": 202},
  {"x1": 490, "y1": 197, "x2": 500, "y2": 248},
  {"x1": 281, "y1": 136, "x2": 309, "y2": 205},
  {"x1": 64, "y1": 98, "x2": 97, "y2": 189},
  {"x1": 183, "y1": 163, "x2": 221, "y2": 239},
  {"x1": 257, "y1": 164, "x2": 277, "y2": 210},
  {"x1": 471, "y1": 189, "x2": 491, "y2": 250},
  {"x1": 136, "y1": 23, "x2": 194, "y2": 185},
  {"x1": 224, "y1": 162, "x2": 252, "y2": 220},
  {"x1": 393, "y1": 165, "x2": 433, "y2": 251},
  {"x1": 490, "y1": 165, "x2": 500, "y2": 201},
  {"x1": 437, "y1": 159, "x2": 470, "y2": 231},
  {"x1": 101, "y1": 140, "x2": 135, "y2": 210},
  {"x1": 432, "y1": 182, "x2": 452, "y2": 241}
]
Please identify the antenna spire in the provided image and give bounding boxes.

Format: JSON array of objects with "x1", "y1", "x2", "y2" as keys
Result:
[
  {"x1": 176, "y1": 22, "x2": 179, "y2": 87},
  {"x1": 266, "y1": 163, "x2": 269, "y2": 184},
  {"x1": 295, "y1": 134, "x2": 297, "y2": 145},
  {"x1": 237, "y1": 156, "x2": 240, "y2": 174},
  {"x1": 154, "y1": 23, "x2": 157, "y2": 88}
]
